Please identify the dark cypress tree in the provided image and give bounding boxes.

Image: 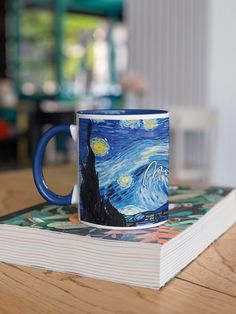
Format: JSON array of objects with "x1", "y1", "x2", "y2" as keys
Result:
[{"x1": 80, "y1": 121, "x2": 126, "y2": 227}]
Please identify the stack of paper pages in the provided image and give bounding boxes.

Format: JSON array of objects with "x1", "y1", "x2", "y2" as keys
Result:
[{"x1": 0, "y1": 185, "x2": 235, "y2": 289}]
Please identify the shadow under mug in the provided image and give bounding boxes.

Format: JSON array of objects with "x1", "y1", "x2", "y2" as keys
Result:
[{"x1": 33, "y1": 109, "x2": 169, "y2": 230}]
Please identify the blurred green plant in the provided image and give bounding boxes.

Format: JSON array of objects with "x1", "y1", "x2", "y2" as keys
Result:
[{"x1": 16, "y1": 9, "x2": 104, "y2": 93}]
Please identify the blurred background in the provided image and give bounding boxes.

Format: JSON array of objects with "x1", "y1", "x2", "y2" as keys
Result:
[{"x1": 0, "y1": 0, "x2": 235, "y2": 186}]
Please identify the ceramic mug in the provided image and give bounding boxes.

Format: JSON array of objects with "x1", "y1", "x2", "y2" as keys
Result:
[{"x1": 33, "y1": 109, "x2": 169, "y2": 229}]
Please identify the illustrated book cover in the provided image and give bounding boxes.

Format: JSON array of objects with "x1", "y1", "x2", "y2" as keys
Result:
[{"x1": 0, "y1": 185, "x2": 235, "y2": 289}]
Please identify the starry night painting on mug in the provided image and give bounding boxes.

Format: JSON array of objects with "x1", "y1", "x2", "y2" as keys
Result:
[{"x1": 79, "y1": 117, "x2": 169, "y2": 228}]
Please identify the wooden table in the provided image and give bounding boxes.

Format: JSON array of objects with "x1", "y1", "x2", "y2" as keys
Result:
[{"x1": 0, "y1": 165, "x2": 235, "y2": 314}]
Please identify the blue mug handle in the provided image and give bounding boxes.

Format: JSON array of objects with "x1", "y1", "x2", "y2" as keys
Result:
[{"x1": 33, "y1": 124, "x2": 78, "y2": 205}]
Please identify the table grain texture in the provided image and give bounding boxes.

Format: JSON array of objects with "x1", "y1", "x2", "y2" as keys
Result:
[{"x1": 0, "y1": 165, "x2": 235, "y2": 314}]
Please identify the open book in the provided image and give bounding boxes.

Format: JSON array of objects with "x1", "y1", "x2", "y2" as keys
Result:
[{"x1": 0, "y1": 185, "x2": 235, "y2": 289}]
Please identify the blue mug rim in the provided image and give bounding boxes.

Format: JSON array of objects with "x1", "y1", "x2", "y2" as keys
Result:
[{"x1": 77, "y1": 109, "x2": 168, "y2": 116}]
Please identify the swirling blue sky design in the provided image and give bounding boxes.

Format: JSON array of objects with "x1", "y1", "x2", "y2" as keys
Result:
[{"x1": 79, "y1": 117, "x2": 169, "y2": 224}]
